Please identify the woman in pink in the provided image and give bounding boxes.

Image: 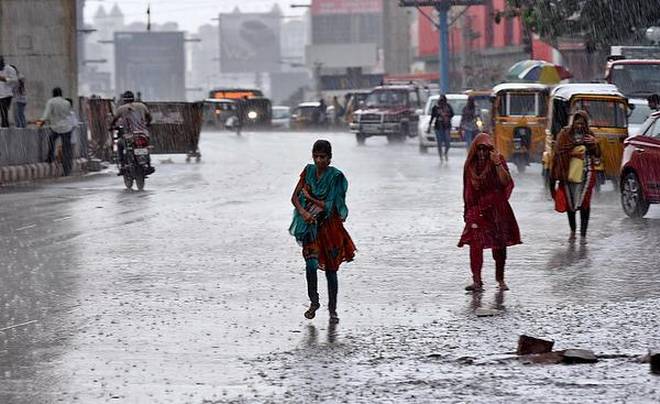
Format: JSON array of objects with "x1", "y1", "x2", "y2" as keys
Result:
[{"x1": 458, "y1": 133, "x2": 521, "y2": 291}]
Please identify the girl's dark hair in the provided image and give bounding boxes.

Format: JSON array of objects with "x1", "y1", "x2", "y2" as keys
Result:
[{"x1": 312, "y1": 139, "x2": 332, "y2": 156}]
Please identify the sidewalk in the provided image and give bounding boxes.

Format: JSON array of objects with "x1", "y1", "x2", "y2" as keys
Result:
[{"x1": 0, "y1": 158, "x2": 88, "y2": 184}]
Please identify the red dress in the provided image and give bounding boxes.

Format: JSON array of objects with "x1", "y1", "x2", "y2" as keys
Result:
[{"x1": 458, "y1": 135, "x2": 522, "y2": 249}]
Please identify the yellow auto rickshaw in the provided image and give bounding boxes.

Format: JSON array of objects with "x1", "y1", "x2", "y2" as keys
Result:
[
  {"x1": 542, "y1": 84, "x2": 629, "y2": 188},
  {"x1": 492, "y1": 83, "x2": 550, "y2": 173}
]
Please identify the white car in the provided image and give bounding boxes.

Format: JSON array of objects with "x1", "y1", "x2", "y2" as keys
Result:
[
  {"x1": 418, "y1": 94, "x2": 468, "y2": 153},
  {"x1": 272, "y1": 106, "x2": 291, "y2": 129},
  {"x1": 628, "y1": 98, "x2": 652, "y2": 136}
]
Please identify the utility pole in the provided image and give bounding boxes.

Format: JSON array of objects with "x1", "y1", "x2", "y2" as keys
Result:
[{"x1": 399, "y1": 1, "x2": 484, "y2": 93}]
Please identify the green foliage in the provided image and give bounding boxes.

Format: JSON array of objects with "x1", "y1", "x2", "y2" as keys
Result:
[{"x1": 501, "y1": 0, "x2": 660, "y2": 49}]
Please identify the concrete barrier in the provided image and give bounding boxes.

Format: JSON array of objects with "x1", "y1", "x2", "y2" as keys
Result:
[{"x1": 0, "y1": 126, "x2": 89, "y2": 185}]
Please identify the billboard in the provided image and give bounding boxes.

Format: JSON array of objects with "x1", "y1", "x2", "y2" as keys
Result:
[
  {"x1": 311, "y1": 0, "x2": 382, "y2": 15},
  {"x1": 219, "y1": 12, "x2": 281, "y2": 74},
  {"x1": 114, "y1": 32, "x2": 185, "y2": 101}
]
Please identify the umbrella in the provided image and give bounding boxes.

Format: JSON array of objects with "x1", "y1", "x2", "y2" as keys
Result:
[{"x1": 506, "y1": 60, "x2": 572, "y2": 85}]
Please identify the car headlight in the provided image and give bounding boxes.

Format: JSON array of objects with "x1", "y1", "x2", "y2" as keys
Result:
[{"x1": 248, "y1": 111, "x2": 258, "y2": 120}]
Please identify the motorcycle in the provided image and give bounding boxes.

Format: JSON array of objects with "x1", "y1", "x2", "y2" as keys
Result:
[{"x1": 112, "y1": 126, "x2": 155, "y2": 190}]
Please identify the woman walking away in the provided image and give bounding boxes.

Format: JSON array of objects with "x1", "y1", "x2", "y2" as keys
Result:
[
  {"x1": 290, "y1": 140, "x2": 356, "y2": 323},
  {"x1": 460, "y1": 96, "x2": 478, "y2": 148},
  {"x1": 428, "y1": 95, "x2": 454, "y2": 162},
  {"x1": 550, "y1": 110, "x2": 601, "y2": 240},
  {"x1": 458, "y1": 133, "x2": 521, "y2": 292}
]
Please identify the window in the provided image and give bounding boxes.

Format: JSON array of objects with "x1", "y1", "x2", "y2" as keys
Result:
[
  {"x1": 499, "y1": 92, "x2": 541, "y2": 116},
  {"x1": 571, "y1": 100, "x2": 627, "y2": 128},
  {"x1": 366, "y1": 90, "x2": 408, "y2": 107},
  {"x1": 611, "y1": 64, "x2": 660, "y2": 96}
]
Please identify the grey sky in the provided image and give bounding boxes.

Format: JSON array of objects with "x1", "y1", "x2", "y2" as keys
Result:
[{"x1": 84, "y1": 0, "x2": 306, "y2": 32}]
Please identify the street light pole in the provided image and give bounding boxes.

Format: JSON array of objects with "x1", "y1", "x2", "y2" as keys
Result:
[
  {"x1": 437, "y1": 2, "x2": 450, "y2": 94},
  {"x1": 399, "y1": 0, "x2": 484, "y2": 93}
]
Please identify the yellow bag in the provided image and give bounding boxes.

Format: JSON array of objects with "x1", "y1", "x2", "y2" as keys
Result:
[{"x1": 568, "y1": 145, "x2": 586, "y2": 183}]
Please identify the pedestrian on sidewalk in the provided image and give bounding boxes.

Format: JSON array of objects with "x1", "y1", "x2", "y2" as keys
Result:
[
  {"x1": 11, "y1": 65, "x2": 27, "y2": 128},
  {"x1": 460, "y1": 96, "x2": 479, "y2": 148},
  {"x1": 458, "y1": 133, "x2": 521, "y2": 292},
  {"x1": 39, "y1": 87, "x2": 74, "y2": 176},
  {"x1": 428, "y1": 95, "x2": 454, "y2": 162},
  {"x1": 0, "y1": 56, "x2": 18, "y2": 128},
  {"x1": 550, "y1": 110, "x2": 601, "y2": 240},
  {"x1": 290, "y1": 140, "x2": 356, "y2": 324}
]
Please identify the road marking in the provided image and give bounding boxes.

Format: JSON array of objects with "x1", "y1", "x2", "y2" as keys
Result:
[
  {"x1": 15, "y1": 224, "x2": 36, "y2": 231},
  {"x1": 53, "y1": 216, "x2": 72, "y2": 223}
]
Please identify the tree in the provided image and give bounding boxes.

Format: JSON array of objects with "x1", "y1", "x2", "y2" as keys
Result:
[{"x1": 498, "y1": 0, "x2": 660, "y2": 50}]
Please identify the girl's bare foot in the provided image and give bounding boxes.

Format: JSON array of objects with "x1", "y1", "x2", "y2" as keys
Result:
[{"x1": 498, "y1": 282, "x2": 509, "y2": 291}]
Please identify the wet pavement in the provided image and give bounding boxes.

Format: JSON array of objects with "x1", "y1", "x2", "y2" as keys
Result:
[{"x1": 1, "y1": 130, "x2": 659, "y2": 403}]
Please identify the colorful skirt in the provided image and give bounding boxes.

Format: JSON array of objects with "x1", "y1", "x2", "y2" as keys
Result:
[{"x1": 302, "y1": 214, "x2": 356, "y2": 271}]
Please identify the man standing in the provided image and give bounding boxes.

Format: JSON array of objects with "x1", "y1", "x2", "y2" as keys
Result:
[
  {"x1": 0, "y1": 56, "x2": 18, "y2": 127},
  {"x1": 39, "y1": 87, "x2": 74, "y2": 176},
  {"x1": 428, "y1": 95, "x2": 454, "y2": 162}
]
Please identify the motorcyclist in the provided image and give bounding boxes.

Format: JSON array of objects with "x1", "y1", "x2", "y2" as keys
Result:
[{"x1": 111, "y1": 91, "x2": 154, "y2": 175}]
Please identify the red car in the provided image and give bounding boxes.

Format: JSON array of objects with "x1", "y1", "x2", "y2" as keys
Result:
[{"x1": 620, "y1": 110, "x2": 660, "y2": 218}]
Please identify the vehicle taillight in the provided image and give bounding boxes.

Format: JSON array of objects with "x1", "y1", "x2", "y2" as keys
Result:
[{"x1": 134, "y1": 135, "x2": 149, "y2": 148}]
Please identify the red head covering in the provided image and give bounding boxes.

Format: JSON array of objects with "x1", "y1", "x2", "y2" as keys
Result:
[{"x1": 462, "y1": 133, "x2": 513, "y2": 212}]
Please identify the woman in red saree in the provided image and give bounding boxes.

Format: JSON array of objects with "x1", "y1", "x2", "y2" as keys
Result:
[
  {"x1": 550, "y1": 110, "x2": 601, "y2": 240},
  {"x1": 458, "y1": 133, "x2": 521, "y2": 291}
]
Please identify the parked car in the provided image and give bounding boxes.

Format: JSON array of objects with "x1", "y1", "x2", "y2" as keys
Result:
[
  {"x1": 417, "y1": 94, "x2": 468, "y2": 153},
  {"x1": 272, "y1": 106, "x2": 291, "y2": 130},
  {"x1": 350, "y1": 84, "x2": 424, "y2": 145},
  {"x1": 628, "y1": 98, "x2": 653, "y2": 136},
  {"x1": 620, "y1": 110, "x2": 660, "y2": 218}
]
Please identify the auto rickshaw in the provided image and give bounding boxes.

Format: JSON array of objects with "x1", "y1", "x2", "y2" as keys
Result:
[
  {"x1": 492, "y1": 83, "x2": 550, "y2": 173},
  {"x1": 542, "y1": 84, "x2": 629, "y2": 189}
]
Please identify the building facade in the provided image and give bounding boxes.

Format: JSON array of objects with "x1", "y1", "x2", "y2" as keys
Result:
[{"x1": 0, "y1": 0, "x2": 78, "y2": 120}]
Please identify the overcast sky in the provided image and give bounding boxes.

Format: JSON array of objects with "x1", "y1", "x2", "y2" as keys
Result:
[{"x1": 84, "y1": 0, "x2": 306, "y2": 32}]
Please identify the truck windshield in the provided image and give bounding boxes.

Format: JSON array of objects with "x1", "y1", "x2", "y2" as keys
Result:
[
  {"x1": 611, "y1": 64, "x2": 660, "y2": 97},
  {"x1": 366, "y1": 90, "x2": 408, "y2": 107},
  {"x1": 571, "y1": 99, "x2": 627, "y2": 128}
]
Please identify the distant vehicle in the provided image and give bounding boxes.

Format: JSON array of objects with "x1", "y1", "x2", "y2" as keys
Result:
[
  {"x1": 202, "y1": 98, "x2": 239, "y2": 129},
  {"x1": 290, "y1": 102, "x2": 329, "y2": 130},
  {"x1": 208, "y1": 88, "x2": 272, "y2": 128},
  {"x1": 492, "y1": 83, "x2": 550, "y2": 173},
  {"x1": 272, "y1": 106, "x2": 291, "y2": 130},
  {"x1": 620, "y1": 110, "x2": 660, "y2": 218},
  {"x1": 628, "y1": 98, "x2": 653, "y2": 136},
  {"x1": 350, "y1": 84, "x2": 424, "y2": 145},
  {"x1": 604, "y1": 59, "x2": 660, "y2": 98},
  {"x1": 417, "y1": 94, "x2": 468, "y2": 154}
]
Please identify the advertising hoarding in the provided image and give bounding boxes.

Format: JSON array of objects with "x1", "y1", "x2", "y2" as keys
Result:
[
  {"x1": 114, "y1": 32, "x2": 185, "y2": 101},
  {"x1": 219, "y1": 12, "x2": 281, "y2": 73}
]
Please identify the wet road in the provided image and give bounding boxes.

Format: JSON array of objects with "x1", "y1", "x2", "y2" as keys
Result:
[{"x1": 1, "y1": 130, "x2": 659, "y2": 403}]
